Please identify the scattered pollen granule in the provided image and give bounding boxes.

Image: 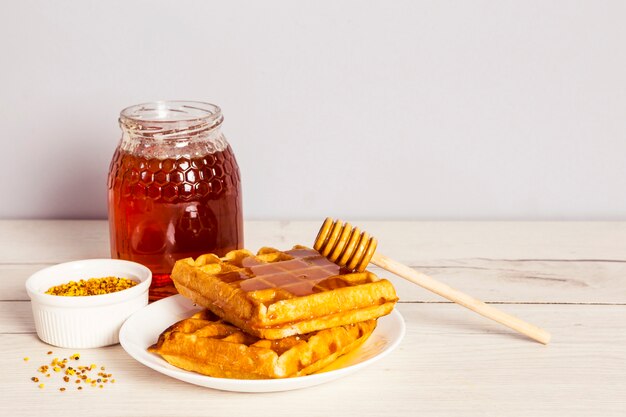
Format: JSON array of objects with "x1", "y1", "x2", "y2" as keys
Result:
[{"x1": 27, "y1": 352, "x2": 118, "y2": 392}]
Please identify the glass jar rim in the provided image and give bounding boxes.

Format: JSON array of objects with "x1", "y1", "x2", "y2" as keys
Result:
[
  {"x1": 119, "y1": 101, "x2": 223, "y2": 140},
  {"x1": 120, "y1": 100, "x2": 222, "y2": 124}
]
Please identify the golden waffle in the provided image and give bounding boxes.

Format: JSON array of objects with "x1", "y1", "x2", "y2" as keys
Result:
[
  {"x1": 171, "y1": 245, "x2": 398, "y2": 339},
  {"x1": 148, "y1": 310, "x2": 377, "y2": 379}
]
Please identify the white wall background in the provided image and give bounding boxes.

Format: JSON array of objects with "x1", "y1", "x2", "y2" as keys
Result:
[{"x1": 1, "y1": 1, "x2": 625, "y2": 220}]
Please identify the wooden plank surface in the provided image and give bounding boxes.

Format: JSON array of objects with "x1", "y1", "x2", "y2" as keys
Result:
[{"x1": 1, "y1": 220, "x2": 625, "y2": 417}]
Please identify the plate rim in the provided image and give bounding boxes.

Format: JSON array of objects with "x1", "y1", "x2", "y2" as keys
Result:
[{"x1": 119, "y1": 294, "x2": 405, "y2": 392}]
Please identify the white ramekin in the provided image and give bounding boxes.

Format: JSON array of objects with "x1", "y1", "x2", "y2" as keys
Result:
[{"x1": 25, "y1": 259, "x2": 152, "y2": 348}]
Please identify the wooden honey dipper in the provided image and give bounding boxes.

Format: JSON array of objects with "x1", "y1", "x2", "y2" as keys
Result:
[{"x1": 314, "y1": 218, "x2": 551, "y2": 344}]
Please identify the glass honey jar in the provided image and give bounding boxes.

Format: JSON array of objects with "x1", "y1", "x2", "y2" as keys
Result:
[{"x1": 107, "y1": 101, "x2": 243, "y2": 300}]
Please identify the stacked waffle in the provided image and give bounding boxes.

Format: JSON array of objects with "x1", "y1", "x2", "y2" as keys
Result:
[{"x1": 148, "y1": 246, "x2": 398, "y2": 379}]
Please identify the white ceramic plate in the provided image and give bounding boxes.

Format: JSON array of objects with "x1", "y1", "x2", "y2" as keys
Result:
[{"x1": 119, "y1": 294, "x2": 405, "y2": 392}]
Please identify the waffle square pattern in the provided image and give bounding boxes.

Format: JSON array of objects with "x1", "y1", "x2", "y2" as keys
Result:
[{"x1": 171, "y1": 246, "x2": 398, "y2": 339}]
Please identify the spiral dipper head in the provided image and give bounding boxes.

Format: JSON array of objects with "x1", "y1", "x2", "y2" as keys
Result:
[{"x1": 313, "y1": 218, "x2": 377, "y2": 272}]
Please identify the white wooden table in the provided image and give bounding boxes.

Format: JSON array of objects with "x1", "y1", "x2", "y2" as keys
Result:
[{"x1": 1, "y1": 220, "x2": 625, "y2": 417}]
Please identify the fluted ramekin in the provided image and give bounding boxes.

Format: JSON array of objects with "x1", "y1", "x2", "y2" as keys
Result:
[{"x1": 25, "y1": 259, "x2": 151, "y2": 348}]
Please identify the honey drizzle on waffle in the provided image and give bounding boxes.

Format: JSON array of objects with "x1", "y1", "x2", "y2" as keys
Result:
[{"x1": 216, "y1": 248, "x2": 343, "y2": 296}]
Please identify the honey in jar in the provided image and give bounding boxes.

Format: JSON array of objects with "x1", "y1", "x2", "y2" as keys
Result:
[{"x1": 108, "y1": 101, "x2": 243, "y2": 300}]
